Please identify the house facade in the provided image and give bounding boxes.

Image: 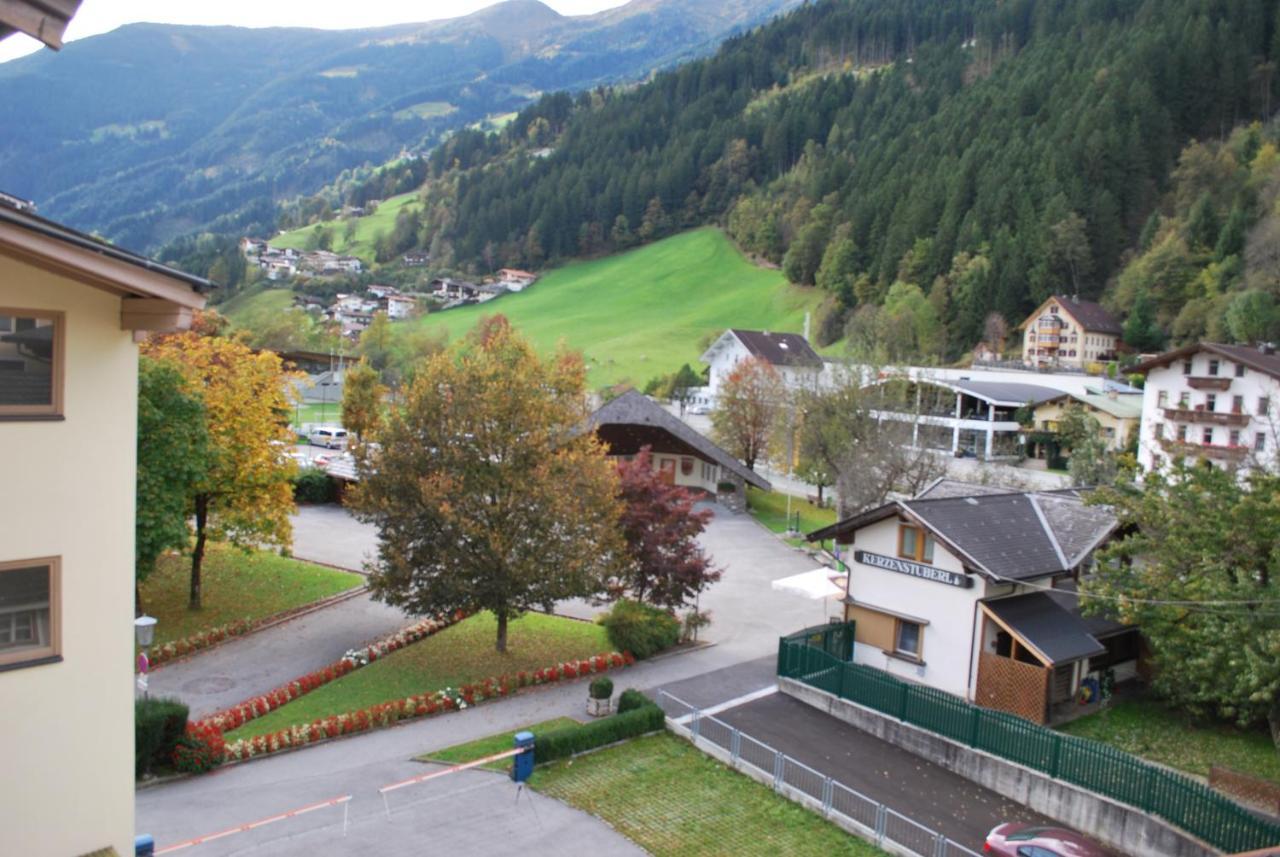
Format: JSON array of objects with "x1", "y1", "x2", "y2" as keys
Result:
[
  {"x1": 1019, "y1": 296, "x2": 1122, "y2": 370},
  {"x1": 1026, "y1": 383, "x2": 1143, "y2": 464},
  {"x1": 1134, "y1": 342, "x2": 1280, "y2": 474},
  {"x1": 0, "y1": 197, "x2": 206, "y2": 856},
  {"x1": 809, "y1": 487, "x2": 1137, "y2": 725},
  {"x1": 700, "y1": 328, "x2": 823, "y2": 400}
]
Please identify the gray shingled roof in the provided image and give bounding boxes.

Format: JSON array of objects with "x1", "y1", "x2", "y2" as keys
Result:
[
  {"x1": 983, "y1": 593, "x2": 1106, "y2": 664},
  {"x1": 588, "y1": 390, "x2": 770, "y2": 490},
  {"x1": 730, "y1": 329, "x2": 823, "y2": 368},
  {"x1": 914, "y1": 479, "x2": 1017, "y2": 500}
]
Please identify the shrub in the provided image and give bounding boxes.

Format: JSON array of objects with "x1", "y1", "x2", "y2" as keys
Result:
[
  {"x1": 172, "y1": 722, "x2": 227, "y2": 774},
  {"x1": 534, "y1": 703, "x2": 665, "y2": 763},
  {"x1": 600, "y1": 599, "x2": 680, "y2": 659},
  {"x1": 589, "y1": 676, "x2": 614, "y2": 700},
  {"x1": 616, "y1": 688, "x2": 652, "y2": 714},
  {"x1": 135, "y1": 697, "x2": 189, "y2": 776},
  {"x1": 293, "y1": 467, "x2": 335, "y2": 503}
]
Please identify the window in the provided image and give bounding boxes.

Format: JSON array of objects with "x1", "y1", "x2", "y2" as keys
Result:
[
  {"x1": 1236, "y1": 363, "x2": 1246, "y2": 378},
  {"x1": 1258, "y1": 433, "x2": 1268, "y2": 453},
  {"x1": 680, "y1": 457, "x2": 694, "y2": 477},
  {"x1": 1155, "y1": 423, "x2": 1165, "y2": 439},
  {"x1": 0, "y1": 310, "x2": 64, "y2": 418},
  {"x1": 1205, "y1": 394, "x2": 1217, "y2": 411},
  {"x1": 1229, "y1": 429, "x2": 1241, "y2": 447},
  {"x1": 1157, "y1": 390, "x2": 1168, "y2": 407},
  {"x1": 1177, "y1": 424, "x2": 1188, "y2": 442},
  {"x1": 1261, "y1": 397, "x2": 1272, "y2": 417},
  {"x1": 1209, "y1": 359, "x2": 1220, "y2": 376},
  {"x1": 898, "y1": 525, "x2": 935, "y2": 564},
  {"x1": 1202, "y1": 427, "x2": 1214, "y2": 445},
  {"x1": 1179, "y1": 391, "x2": 1191, "y2": 408},
  {"x1": 1233, "y1": 395, "x2": 1244, "y2": 414},
  {"x1": 0, "y1": 559, "x2": 59, "y2": 668},
  {"x1": 894, "y1": 620, "x2": 922, "y2": 659},
  {"x1": 1183, "y1": 360, "x2": 1193, "y2": 375}
]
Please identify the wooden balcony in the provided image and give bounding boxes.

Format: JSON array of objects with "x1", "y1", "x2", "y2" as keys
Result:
[
  {"x1": 1186, "y1": 376, "x2": 1232, "y2": 391},
  {"x1": 1159, "y1": 437, "x2": 1249, "y2": 461},
  {"x1": 1161, "y1": 407, "x2": 1250, "y2": 427}
]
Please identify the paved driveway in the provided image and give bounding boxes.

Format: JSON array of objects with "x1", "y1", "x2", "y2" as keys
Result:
[{"x1": 290, "y1": 505, "x2": 379, "y2": 571}]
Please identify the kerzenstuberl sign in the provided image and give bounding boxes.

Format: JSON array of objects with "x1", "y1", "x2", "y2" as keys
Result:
[{"x1": 853, "y1": 550, "x2": 972, "y2": 588}]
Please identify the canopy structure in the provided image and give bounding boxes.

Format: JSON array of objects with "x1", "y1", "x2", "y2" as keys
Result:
[{"x1": 771, "y1": 569, "x2": 847, "y2": 600}]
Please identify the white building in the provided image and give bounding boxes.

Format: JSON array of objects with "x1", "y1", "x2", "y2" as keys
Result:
[
  {"x1": 1019, "y1": 295, "x2": 1122, "y2": 370},
  {"x1": 1133, "y1": 342, "x2": 1280, "y2": 474},
  {"x1": 809, "y1": 483, "x2": 1136, "y2": 725},
  {"x1": 701, "y1": 329, "x2": 823, "y2": 398}
]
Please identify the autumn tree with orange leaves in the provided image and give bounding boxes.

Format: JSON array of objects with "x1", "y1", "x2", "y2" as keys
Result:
[
  {"x1": 142, "y1": 317, "x2": 297, "y2": 609},
  {"x1": 352, "y1": 316, "x2": 624, "y2": 653},
  {"x1": 711, "y1": 356, "x2": 784, "y2": 471}
]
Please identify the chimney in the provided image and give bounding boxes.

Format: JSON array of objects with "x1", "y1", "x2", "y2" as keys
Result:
[
  {"x1": 1260, "y1": 342, "x2": 1277, "y2": 355},
  {"x1": 803, "y1": 312, "x2": 811, "y2": 342}
]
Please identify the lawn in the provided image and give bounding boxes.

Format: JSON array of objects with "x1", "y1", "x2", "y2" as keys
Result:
[
  {"x1": 747, "y1": 487, "x2": 837, "y2": 540},
  {"x1": 531, "y1": 733, "x2": 883, "y2": 856},
  {"x1": 270, "y1": 190, "x2": 421, "y2": 262},
  {"x1": 291, "y1": 401, "x2": 343, "y2": 430},
  {"x1": 139, "y1": 544, "x2": 362, "y2": 647},
  {"x1": 417, "y1": 717, "x2": 583, "y2": 771},
  {"x1": 226, "y1": 612, "x2": 611, "y2": 740},
  {"x1": 1059, "y1": 698, "x2": 1280, "y2": 786},
  {"x1": 406, "y1": 228, "x2": 826, "y2": 388},
  {"x1": 217, "y1": 286, "x2": 295, "y2": 328}
]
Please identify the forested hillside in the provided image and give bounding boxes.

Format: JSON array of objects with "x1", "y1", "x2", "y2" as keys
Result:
[{"x1": 396, "y1": 0, "x2": 1280, "y2": 357}]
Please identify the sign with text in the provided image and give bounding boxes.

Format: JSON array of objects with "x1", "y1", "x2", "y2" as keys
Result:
[{"x1": 854, "y1": 550, "x2": 972, "y2": 588}]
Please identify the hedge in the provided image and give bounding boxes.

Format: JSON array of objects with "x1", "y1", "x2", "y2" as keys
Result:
[
  {"x1": 599, "y1": 599, "x2": 680, "y2": 660},
  {"x1": 616, "y1": 688, "x2": 651, "y2": 714},
  {"x1": 135, "y1": 697, "x2": 189, "y2": 776},
  {"x1": 534, "y1": 703, "x2": 665, "y2": 763}
]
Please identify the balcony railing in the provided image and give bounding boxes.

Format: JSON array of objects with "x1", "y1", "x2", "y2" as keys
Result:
[
  {"x1": 1159, "y1": 437, "x2": 1249, "y2": 461},
  {"x1": 1187, "y1": 377, "x2": 1232, "y2": 391},
  {"x1": 1161, "y1": 407, "x2": 1250, "y2": 427}
]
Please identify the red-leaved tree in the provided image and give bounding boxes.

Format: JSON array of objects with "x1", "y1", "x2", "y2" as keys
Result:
[{"x1": 614, "y1": 447, "x2": 722, "y2": 609}]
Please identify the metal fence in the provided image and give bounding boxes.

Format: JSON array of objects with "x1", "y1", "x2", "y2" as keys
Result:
[
  {"x1": 657, "y1": 691, "x2": 984, "y2": 857},
  {"x1": 781, "y1": 621, "x2": 856, "y2": 663},
  {"x1": 777, "y1": 638, "x2": 1280, "y2": 855}
]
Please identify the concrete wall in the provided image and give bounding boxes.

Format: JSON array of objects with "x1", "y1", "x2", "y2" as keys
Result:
[
  {"x1": 0, "y1": 255, "x2": 138, "y2": 856},
  {"x1": 780, "y1": 677, "x2": 1220, "y2": 857}
]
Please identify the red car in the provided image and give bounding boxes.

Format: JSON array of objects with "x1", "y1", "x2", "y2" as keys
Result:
[{"x1": 984, "y1": 823, "x2": 1107, "y2": 857}]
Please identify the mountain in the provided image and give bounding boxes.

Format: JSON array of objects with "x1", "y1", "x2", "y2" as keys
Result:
[
  {"x1": 391, "y1": 0, "x2": 1280, "y2": 357},
  {"x1": 0, "y1": 0, "x2": 802, "y2": 250}
]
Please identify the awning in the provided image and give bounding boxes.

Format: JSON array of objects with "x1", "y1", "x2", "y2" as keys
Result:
[
  {"x1": 982, "y1": 593, "x2": 1106, "y2": 665},
  {"x1": 772, "y1": 569, "x2": 847, "y2": 600}
]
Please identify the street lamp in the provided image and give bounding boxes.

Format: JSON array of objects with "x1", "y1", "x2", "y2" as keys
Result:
[{"x1": 135, "y1": 615, "x2": 157, "y2": 698}]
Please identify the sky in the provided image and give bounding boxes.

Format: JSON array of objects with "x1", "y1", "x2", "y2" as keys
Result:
[{"x1": 0, "y1": 0, "x2": 630, "y2": 63}]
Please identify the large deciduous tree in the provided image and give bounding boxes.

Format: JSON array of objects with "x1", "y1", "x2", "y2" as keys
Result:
[
  {"x1": 340, "y1": 359, "x2": 386, "y2": 452},
  {"x1": 135, "y1": 357, "x2": 209, "y2": 611},
  {"x1": 614, "y1": 447, "x2": 720, "y2": 609},
  {"x1": 142, "y1": 322, "x2": 297, "y2": 609},
  {"x1": 352, "y1": 316, "x2": 624, "y2": 653},
  {"x1": 711, "y1": 356, "x2": 783, "y2": 471},
  {"x1": 1088, "y1": 465, "x2": 1280, "y2": 748}
]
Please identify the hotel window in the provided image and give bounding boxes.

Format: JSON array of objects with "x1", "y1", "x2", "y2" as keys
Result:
[
  {"x1": 1261, "y1": 397, "x2": 1272, "y2": 416},
  {"x1": 0, "y1": 558, "x2": 60, "y2": 669},
  {"x1": 1208, "y1": 359, "x2": 1220, "y2": 376},
  {"x1": 1202, "y1": 427, "x2": 1214, "y2": 445},
  {"x1": 1257, "y1": 432, "x2": 1268, "y2": 452},
  {"x1": 1233, "y1": 395, "x2": 1244, "y2": 414},
  {"x1": 1157, "y1": 390, "x2": 1168, "y2": 407},
  {"x1": 898, "y1": 525, "x2": 935, "y2": 564},
  {"x1": 894, "y1": 620, "x2": 922, "y2": 659},
  {"x1": 0, "y1": 310, "x2": 64, "y2": 418},
  {"x1": 1183, "y1": 360, "x2": 1193, "y2": 375},
  {"x1": 1205, "y1": 394, "x2": 1216, "y2": 411},
  {"x1": 1229, "y1": 429, "x2": 1241, "y2": 447},
  {"x1": 1179, "y1": 391, "x2": 1191, "y2": 408},
  {"x1": 1177, "y1": 424, "x2": 1188, "y2": 442},
  {"x1": 1236, "y1": 364, "x2": 1246, "y2": 378}
]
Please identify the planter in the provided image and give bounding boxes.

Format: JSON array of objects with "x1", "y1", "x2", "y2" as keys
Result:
[{"x1": 587, "y1": 696, "x2": 613, "y2": 717}]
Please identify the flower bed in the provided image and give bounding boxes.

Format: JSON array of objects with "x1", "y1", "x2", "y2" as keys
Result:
[
  {"x1": 148, "y1": 618, "x2": 256, "y2": 668},
  {"x1": 217, "y1": 651, "x2": 634, "y2": 763},
  {"x1": 199, "y1": 613, "x2": 461, "y2": 733}
]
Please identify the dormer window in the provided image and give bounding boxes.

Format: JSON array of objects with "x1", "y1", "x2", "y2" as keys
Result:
[{"x1": 898, "y1": 524, "x2": 935, "y2": 564}]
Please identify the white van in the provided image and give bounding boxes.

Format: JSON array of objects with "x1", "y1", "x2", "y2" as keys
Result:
[{"x1": 308, "y1": 426, "x2": 348, "y2": 449}]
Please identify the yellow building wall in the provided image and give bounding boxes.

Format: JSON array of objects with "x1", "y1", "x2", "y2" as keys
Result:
[
  {"x1": 0, "y1": 255, "x2": 137, "y2": 856},
  {"x1": 1032, "y1": 399, "x2": 1136, "y2": 451}
]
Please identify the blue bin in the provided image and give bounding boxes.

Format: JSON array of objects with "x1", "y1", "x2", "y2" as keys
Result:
[
  {"x1": 511, "y1": 730, "x2": 535, "y2": 783},
  {"x1": 135, "y1": 834, "x2": 155, "y2": 857}
]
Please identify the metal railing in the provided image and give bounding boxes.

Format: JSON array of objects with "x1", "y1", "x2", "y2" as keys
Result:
[{"x1": 658, "y1": 691, "x2": 984, "y2": 857}]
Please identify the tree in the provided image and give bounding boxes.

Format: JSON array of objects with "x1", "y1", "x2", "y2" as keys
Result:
[
  {"x1": 358, "y1": 312, "x2": 394, "y2": 376},
  {"x1": 1056, "y1": 405, "x2": 1118, "y2": 487},
  {"x1": 1088, "y1": 465, "x2": 1280, "y2": 747},
  {"x1": 1225, "y1": 289, "x2": 1280, "y2": 344},
  {"x1": 135, "y1": 358, "x2": 209, "y2": 611},
  {"x1": 351, "y1": 317, "x2": 624, "y2": 653},
  {"x1": 141, "y1": 325, "x2": 297, "y2": 609},
  {"x1": 340, "y1": 359, "x2": 387, "y2": 451},
  {"x1": 1122, "y1": 292, "x2": 1165, "y2": 352},
  {"x1": 711, "y1": 357, "x2": 783, "y2": 471},
  {"x1": 614, "y1": 447, "x2": 720, "y2": 609}
]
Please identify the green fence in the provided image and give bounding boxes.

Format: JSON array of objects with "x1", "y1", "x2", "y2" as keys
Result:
[
  {"x1": 780, "y1": 621, "x2": 855, "y2": 663},
  {"x1": 777, "y1": 637, "x2": 1280, "y2": 854}
]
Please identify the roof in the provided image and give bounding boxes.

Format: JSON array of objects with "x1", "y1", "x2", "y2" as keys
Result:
[
  {"x1": 1131, "y1": 341, "x2": 1280, "y2": 381},
  {"x1": 1021, "y1": 295, "x2": 1122, "y2": 335},
  {"x1": 587, "y1": 389, "x2": 771, "y2": 490},
  {"x1": 809, "y1": 490, "x2": 1116, "y2": 582},
  {"x1": 982, "y1": 593, "x2": 1106, "y2": 665},
  {"x1": 914, "y1": 479, "x2": 1017, "y2": 500},
  {"x1": 0, "y1": 194, "x2": 210, "y2": 303},
  {"x1": 704, "y1": 329, "x2": 823, "y2": 369},
  {"x1": 0, "y1": 0, "x2": 81, "y2": 49},
  {"x1": 944, "y1": 378, "x2": 1063, "y2": 407},
  {"x1": 1041, "y1": 390, "x2": 1143, "y2": 421}
]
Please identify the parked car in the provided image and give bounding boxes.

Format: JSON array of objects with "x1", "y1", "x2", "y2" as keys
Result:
[
  {"x1": 983, "y1": 823, "x2": 1107, "y2": 857},
  {"x1": 686, "y1": 401, "x2": 711, "y2": 415},
  {"x1": 308, "y1": 426, "x2": 348, "y2": 449}
]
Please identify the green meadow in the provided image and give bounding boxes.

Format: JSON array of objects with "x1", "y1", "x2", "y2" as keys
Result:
[{"x1": 271, "y1": 190, "x2": 420, "y2": 262}]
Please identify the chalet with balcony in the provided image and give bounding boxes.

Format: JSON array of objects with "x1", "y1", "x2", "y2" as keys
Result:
[
  {"x1": 1134, "y1": 342, "x2": 1280, "y2": 474},
  {"x1": 808, "y1": 486, "x2": 1137, "y2": 725},
  {"x1": 1019, "y1": 296, "x2": 1122, "y2": 370}
]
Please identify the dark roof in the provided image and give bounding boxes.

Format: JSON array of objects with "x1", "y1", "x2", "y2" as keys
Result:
[
  {"x1": 0, "y1": 0, "x2": 81, "y2": 49},
  {"x1": 1045, "y1": 578, "x2": 1129, "y2": 639},
  {"x1": 1055, "y1": 296, "x2": 1123, "y2": 335},
  {"x1": 943, "y1": 379, "x2": 1063, "y2": 406},
  {"x1": 914, "y1": 479, "x2": 1016, "y2": 500},
  {"x1": 983, "y1": 593, "x2": 1106, "y2": 664},
  {"x1": 1131, "y1": 341, "x2": 1280, "y2": 380},
  {"x1": 588, "y1": 390, "x2": 770, "y2": 490},
  {"x1": 809, "y1": 490, "x2": 1116, "y2": 582},
  {"x1": 0, "y1": 194, "x2": 211, "y2": 293},
  {"x1": 730, "y1": 329, "x2": 823, "y2": 368}
]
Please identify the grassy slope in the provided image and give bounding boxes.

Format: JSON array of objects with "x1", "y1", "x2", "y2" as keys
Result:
[
  {"x1": 1059, "y1": 699, "x2": 1280, "y2": 786},
  {"x1": 746, "y1": 486, "x2": 837, "y2": 537},
  {"x1": 271, "y1": 190, "x2": 420, "y2": 262},
  {"x1": 225, "y1": 611, "x2": 610, "y2": 740},
  {"x1": 218, "y1": 286, "x2": 295, "y2": 326},
  {"x1": 140, "y1": 545, "x2": 361, "y2": 646},
  {"x1": 409, "y1": 228, "x2": 825, "y2": 388},
  {"x1": 531, "y1": 733, "x2": 883, "y2": 856},
  {"x1": 417, "y1": 717, "x2": 583, "y2": 770}
]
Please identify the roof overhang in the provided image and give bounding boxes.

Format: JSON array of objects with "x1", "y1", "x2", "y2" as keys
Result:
[{"x1": 0, "y1": 0, "x2": 82, "y2": 50}]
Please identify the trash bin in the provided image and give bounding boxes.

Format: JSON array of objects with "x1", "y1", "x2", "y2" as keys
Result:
[
  {"x1": 135, "y1": 834, "x2": 155, "y2": 857},
  {"x1": 511, "y1": 730, "x2": 535, "y2": 783}
]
